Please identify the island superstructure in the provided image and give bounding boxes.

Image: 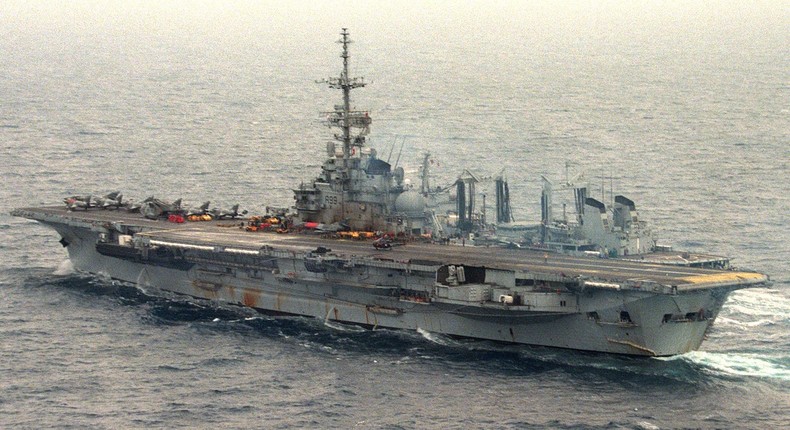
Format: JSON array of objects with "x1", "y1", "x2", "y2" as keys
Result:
[{"x1": 12, "y1": 29, "x2": 768, "y2": 356}]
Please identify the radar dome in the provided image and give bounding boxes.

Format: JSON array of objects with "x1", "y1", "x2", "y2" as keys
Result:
[{"x1": 394, "y1": 190, "x2": 426, "y2": 216}]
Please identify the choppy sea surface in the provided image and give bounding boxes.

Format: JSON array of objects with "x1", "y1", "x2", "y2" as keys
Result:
[{"x1": 1, "y1": 2, "x2": 788, "y2": 429}]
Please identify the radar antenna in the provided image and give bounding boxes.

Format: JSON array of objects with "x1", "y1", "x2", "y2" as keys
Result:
[{"x1": 318, "y1": 28, "x2": 371, "y2": 162}]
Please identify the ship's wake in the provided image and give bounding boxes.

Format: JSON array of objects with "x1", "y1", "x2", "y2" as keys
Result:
[
  {"x1": 660, "y1": 351, "x2": 790, "y2": 381},
  {"x1": 723, "y1": 287, "x2": 789, "y2": 318}
]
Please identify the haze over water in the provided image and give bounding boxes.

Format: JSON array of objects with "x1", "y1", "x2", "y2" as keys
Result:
[{"x1": 1, "y1": 2, "x2": 788, "y2": 428}]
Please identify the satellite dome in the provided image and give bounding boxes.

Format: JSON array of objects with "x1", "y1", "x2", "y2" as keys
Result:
[{"x1": 394, "y1": 190, "x2": 426, "y2": 216}]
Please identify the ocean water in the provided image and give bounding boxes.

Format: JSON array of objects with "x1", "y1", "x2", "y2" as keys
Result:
[{"x1": 1, "y1": 2, "x2": 788, "y2": 428}]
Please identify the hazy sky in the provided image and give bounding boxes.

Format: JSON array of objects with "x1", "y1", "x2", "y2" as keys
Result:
[{"x1": 3, "y1": 1, "x2": 787, "y2": 40}]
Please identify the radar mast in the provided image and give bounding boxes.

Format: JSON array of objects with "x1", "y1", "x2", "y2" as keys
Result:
[{"x1": 320, "y1": 28, "x2": 371, "y2": 164}]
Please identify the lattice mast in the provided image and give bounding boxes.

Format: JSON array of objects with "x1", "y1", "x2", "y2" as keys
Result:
[{"x1": 320, "y1": 28, "x2": 370, "y2": 165}]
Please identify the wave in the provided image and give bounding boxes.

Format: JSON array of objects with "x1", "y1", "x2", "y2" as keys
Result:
[
  {"x1": 722, "y1": 289, "x2": 790, "y2": 319},
  {"x1": 323, "y1": 320, "x2": 367, "y2": 333},
  {"x1": 715, "y1": 316, "x2": 780, "y2": 329},
  {"x1": 728, "y1": 288, "x2": 790, "y2": 306},
  {"x1": 662, "y1": 351, "x2": 790, "y2": 381},
  {"x1": 11, "y1": 272, "x2": 787, "y2": 390},
  {"x1": 416, "y1": 327, "x2": 459, "y2": 347},
  {"x1": 725, "y1": 304, "x2": 789, "y2": 319}
]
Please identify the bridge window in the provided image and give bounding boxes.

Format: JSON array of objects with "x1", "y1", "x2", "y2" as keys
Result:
[{"x1": 620, "y1": 311, "x2": 632, "y2": 323}]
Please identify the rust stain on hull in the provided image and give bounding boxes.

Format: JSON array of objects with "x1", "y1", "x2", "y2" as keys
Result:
[
  {"x1": 242, "y1": 289, "x2": 260, "y2": 308},
  {"x1": 607, "y1": 338, "x2": 657, "y2": 356}
]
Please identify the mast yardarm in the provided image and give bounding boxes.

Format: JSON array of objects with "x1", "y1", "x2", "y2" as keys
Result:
[{"x1": 320, "y1": 28, "x2": 370, "y2": 163}]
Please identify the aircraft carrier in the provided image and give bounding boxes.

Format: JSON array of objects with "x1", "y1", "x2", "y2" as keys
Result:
[{"x1": 12, "y1": 29, "x2": 768, "y2": 356}]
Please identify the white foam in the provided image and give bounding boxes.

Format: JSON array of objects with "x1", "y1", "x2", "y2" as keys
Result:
[
  {"x1": 323, "y1": 319, "x2": 366, "y2": 332},
  {"x1": 95, "y1": 270, "x2": 112, "y2": 282},
  {"x1": 416, "y1": 327, "x2": 456, "y2": 346},
  {"x1": 716, "y1": 316, "x2": 779, "y2": 329},
  {"x1": 725, "y1": 303, "x2": 786, "y2": 318},
  {"x1": 53, "y1": 259, "x2": 74, "y2": 276},
  {"x1": 714, "y1": 316, "x2": 741, "y2": 326},
  {"x1": 743, "y1": 319, "x2": 778, "y2": 327},
  {"x1": 725, "y1": 289, "x2": 790, "y2": 317},
  {"x1": 636, "y1": 421, "x2": 660, "y2": 430},
  {"x1": 672, "y1": 351, "x2": 790, "y2": 381}
]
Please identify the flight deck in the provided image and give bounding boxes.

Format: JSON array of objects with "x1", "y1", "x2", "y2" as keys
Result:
[{"x1": 15, "y1": 206, "x2": 768, "y2": 292}]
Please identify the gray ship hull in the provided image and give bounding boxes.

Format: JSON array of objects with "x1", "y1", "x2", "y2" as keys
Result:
[{"x1": 28, "y1": 208, "x2": 764, "y2": 357}]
